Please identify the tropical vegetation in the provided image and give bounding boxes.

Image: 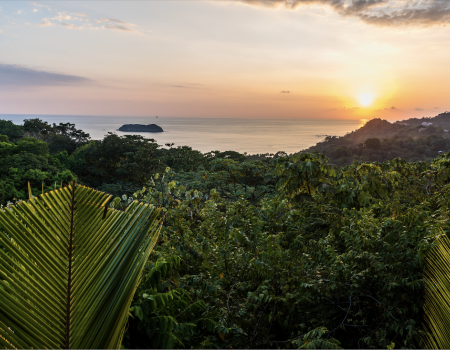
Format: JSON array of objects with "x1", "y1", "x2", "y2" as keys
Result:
[
  {"x1": 1, "y1": 116, "x2": 450, "y2": 348},
  {"x1": 0, "y1": 183, "x2": 162, "y2": 349},
  {"x1": 423, "y1": 231, "x2": 450, "y2": 349},
  {"x1": 307, "y1": 115, "x2": 450, "y2": 166}
]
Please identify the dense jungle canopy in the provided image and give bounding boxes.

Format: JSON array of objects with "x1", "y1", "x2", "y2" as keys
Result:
[{"x1": 1, "y1": 116, "x2": 450, "y2": 348}]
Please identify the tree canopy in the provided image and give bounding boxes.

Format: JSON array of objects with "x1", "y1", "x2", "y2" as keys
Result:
[{"x1": 1, "y1": 117, "x2": 450, "y2": 349}]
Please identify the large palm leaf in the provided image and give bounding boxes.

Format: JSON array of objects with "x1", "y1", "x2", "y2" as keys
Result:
[
  {"x1": 423, "y1": 232, "x2": 450, "y2": 349},
  {"x1": 0, "y1": 183, "x2": 161, "y2": 349}
]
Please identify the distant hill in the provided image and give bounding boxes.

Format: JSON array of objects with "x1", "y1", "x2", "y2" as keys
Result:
[
  {"x1": 397, "y1": 111, "x2": 450, "y2": 127},
  {"x1": 303, "y1": 112, "x2": 450, "y2": 166},
  {"x1": 313, "y1": 112, "x2": 450, "y2": 147},
  {"x1": 336, "y1": 118, "x2": 405, "y2": 144}
]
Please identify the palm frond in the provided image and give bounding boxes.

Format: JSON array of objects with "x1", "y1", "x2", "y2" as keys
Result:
[
  {"x1": 423, "y1": 232, "x2": 450, "y2": 349},
  {"x1": 0, "y1": 183, "x2": 161, "y2": 349}
]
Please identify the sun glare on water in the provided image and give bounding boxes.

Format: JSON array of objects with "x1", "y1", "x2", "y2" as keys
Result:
[{"x1": 359, "y1": 93, "x2": 374, "y2": 106}]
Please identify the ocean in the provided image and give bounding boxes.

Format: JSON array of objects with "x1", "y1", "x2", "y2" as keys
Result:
[{"x1": 0, "y1": 115, "x2": 363, "y2": 154}]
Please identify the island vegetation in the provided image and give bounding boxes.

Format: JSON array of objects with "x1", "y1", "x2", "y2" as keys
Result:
[
  {"x1": 118, "y1": 124, "x2": 164, "y2": 133},
  {"x1": 1, "y1": 115, "x2": 450, "y2": 349}
]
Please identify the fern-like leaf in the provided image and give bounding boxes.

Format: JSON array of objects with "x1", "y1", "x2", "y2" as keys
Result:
[
  {"x1": 0, "y1": 183, "x2": 161, "y2": 349},
  {"x1": 423, "y1": 232, "x2": 450, "y2": 349}
]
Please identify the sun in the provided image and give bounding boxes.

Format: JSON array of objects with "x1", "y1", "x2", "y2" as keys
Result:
[{"x1": 359, "y1": 93, "x2": 374, "y2": 106}]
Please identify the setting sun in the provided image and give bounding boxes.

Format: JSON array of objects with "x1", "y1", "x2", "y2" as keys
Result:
[{"x1": 359, "y1": 93, "x2": 374, "y2": 106}]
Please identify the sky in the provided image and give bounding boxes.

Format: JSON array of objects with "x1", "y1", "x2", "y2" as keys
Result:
[{"x1": 1, "y1": 0, "x2": 450, "y2": 120}]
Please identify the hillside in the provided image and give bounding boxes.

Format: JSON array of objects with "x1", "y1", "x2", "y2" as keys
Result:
[
  {"x1": 399, "y1": 111, "x2": 450, "y2": 127},
  {"x1": 333, "y1": 112, "x2": 450, "y2": 145},
  {"x1": 339, "y1": 118, "x2": 406, "y2": 144},
  {"x1": 305, "y1": 112, "x2": 450, "y2": 166}
]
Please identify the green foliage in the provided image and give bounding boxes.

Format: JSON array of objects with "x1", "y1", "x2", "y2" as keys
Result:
[
  {"x1": 16, "y1": 137, "x2": 49, "y2": 155},
  {"x1": 3, "y1": 118, "x2": 450, "y2": 348},
  {"x1": 179, "y1": 157, "x2": 277, "y2": 202},
  {"x1": 74, "y1": 138, "x2": 253, "y2": 194},
  {"x1": 0, "y1": 119, "x2": 89, "y2": 204},
  {"x1": 0, "y1": 184, "x2": 162, "y2": 348},
  {"x1": 0, "y1": 137, "x2": 76, "y2": 204},
  {"x1": 422, "y1": 231, "x2": 450, "y2": 349},
  {"x1": 275, "y1": 152, "x2": 335, "y2": 202},
  {"x1": 308, "y1": 117, "x2": 450, "y2": 166},
  {"x1": 125, "y1": 255, "x2": 216, "y2": 349},
  {"x1": 365, "y1": 138, "x2": 381, "y2": 149},
  {"x1": 160, "y1": 144, "x2": 211, "y2": 172},
  {"x1": 120, "y1": 151, "x2": 447, "y2": 348},
  {"x1": 0, "y1": 120, "x2": 23, "y2": 142},
  {"x1": 73, "y1": 133, "x2": 162, "y2": 188},
  {"x1": 295, "y1": 327, "x2": 342, "y2": 349},
  {"x1": 23, "y1": 118, "x2": 90, "y2": 154}
]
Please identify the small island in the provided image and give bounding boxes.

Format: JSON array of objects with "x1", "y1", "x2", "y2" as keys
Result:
[{"x1": 118, "y1": 124, "x2": 164, "y2": 132}]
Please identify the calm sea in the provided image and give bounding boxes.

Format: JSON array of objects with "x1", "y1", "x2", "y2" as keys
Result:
[{"x1": 1, "y1": 115, "x2": 363, "y2": 154}]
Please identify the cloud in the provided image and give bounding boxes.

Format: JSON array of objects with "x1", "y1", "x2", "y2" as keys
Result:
[
  {"x1": 17, "y1": 10, "x2": 22, "y2": 14},
  {"x1": 32, "y1": 3, "x2": 50, "y2": 8},
  {"x1": 37, "y1": 18, "x2": 53, "y2": 27},
  {"x1": 0, "y1": 29, "x2": 3, "y2": 34},
  {"x1": 99, "y1": 18, "x2": 135, "y2": 25},
  {"x1": 53, "y1": 12, "x2": 71, "y2": 21},
  {"x1": 241, "y1": 0, "x2": 450, "y2": 27},
  {"x1": 96, "y1": 18, "x2": 137, "y2": 32},
  {"x1": 280, "y1": 90, "x2": 290, "y2": 93},
  {"x1": 415, "y1": 107, "x2": 424, "y2": 111},
  {"x1": 32, "y1": 9, "x2": 39, "y2": 13},
  {"x1": 61, "y1": 22, "x2": 83, "y2": 30},
  {"x1": 109, "y1": 18, "x2": 132, "y2": 25},
  {"x1": 384, "y1": 106, "x2": 397, "y2": 110},
  {"x1": 434, "y1": 107, "x2": 440, "y2": 109},
  {"x1": 38, "y1": 14, "x2": 137, "y2": 33},
  {"x1": 167, "y1": 83, "x2": 205, "y2": 89},
  {"x1": 106, "y1": 24, "x2": 135, "y2": 32},
  {"x1": 0, "y1": 63, "x2": 92, "y2": 87}
]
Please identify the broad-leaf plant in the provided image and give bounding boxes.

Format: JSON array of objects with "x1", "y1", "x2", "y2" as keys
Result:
[{"x1": 0, "y1": 183, "x2": 161, "y2": 349}]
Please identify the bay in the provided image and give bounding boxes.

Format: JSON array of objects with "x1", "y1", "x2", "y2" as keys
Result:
[{"x1": 0, "y1": 114, "x2": 363, "y2": 154}]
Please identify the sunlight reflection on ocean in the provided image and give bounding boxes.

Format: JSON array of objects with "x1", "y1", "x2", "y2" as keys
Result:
[{"x1": 1, "y1": 115, "x2": 363, "y2": 154}]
